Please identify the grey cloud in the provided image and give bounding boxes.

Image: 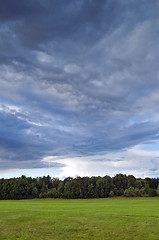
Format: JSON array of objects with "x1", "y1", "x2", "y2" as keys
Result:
[
  {"x1": 0, "y1": 0, "x2": 159, "y2": 175},
  {"x1": 0, "y1": 0, "x2": 133, "y2": 48},
  {"x1": 12, "y1": 0, "x2": 114, "y2": 47},
  {"x1": 0, "y1": 0, "x2": 44, "y2": 22}
]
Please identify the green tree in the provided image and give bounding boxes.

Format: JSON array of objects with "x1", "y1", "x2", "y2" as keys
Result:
[
  {"x1": 157, "y1": 186, "x2": 159, "y2": 196},
  {"x1": 64, "y1": 181, "x2": 73, "y2": 198},
  {"x1": 32, "y1": 187, "x2": 38, "y2": 198},
  {"x1": 47, "y1": 188, "x2": 57, "y2": 198},
  {"x1": 148, "y1": 188, "x2": 157, "y2": 197},
  {"x1": 113, "y1": 174, "x2": 128, "y2": 195},
  {"x1": 57, "y1": 182, "x2": 64, "y2": 197},
  {"x1": 124, "y1": 187, "x2": 136, "y2": 197}
]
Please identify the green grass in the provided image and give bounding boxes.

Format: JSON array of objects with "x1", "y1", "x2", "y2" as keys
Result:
[{"x1": 0, "y1": 198, "x2": 159, "y2": 240}]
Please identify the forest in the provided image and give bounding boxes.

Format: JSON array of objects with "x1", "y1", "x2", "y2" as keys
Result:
[{"x1": 0, "y1": 174, "x2": 159, "y2": 200}]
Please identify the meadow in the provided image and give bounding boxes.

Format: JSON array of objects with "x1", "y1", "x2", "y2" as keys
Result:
[{"x1": 0, "y1": 198, "x2": 159, "y2": 240}]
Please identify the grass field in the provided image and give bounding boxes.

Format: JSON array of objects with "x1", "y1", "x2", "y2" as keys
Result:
[{"x1": 0, "y1": 198, "x2": 159, "y2": 240}]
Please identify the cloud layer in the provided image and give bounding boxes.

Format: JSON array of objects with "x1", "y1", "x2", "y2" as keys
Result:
[{"x1": 0, "y1": 0, "x2": 159, "y2": 178}]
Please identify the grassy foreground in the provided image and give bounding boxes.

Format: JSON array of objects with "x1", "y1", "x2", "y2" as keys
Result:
[{"x1": 0, "y1": 198, "x2": 159, "y2": 240}]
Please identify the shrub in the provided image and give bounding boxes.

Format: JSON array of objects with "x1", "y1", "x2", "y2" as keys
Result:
[{"x1": 109, "y1": 190, "x2": 115, "y2": 198}]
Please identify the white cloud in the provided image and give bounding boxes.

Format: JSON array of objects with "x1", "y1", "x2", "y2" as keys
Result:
[
  {"x1": 36, "y1": 51, "x2": 53, "y2": 63},
  {"x1": 42, "y1": 144, "x2": 159, "y2": 179},
  {"x1": 64, "y1": 64, "x2": 81, "y2": 73}
]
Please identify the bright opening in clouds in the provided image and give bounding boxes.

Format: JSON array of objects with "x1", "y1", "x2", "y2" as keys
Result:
[{"x1": 0, "y1": 0, "x2": 159, "y2": 179}]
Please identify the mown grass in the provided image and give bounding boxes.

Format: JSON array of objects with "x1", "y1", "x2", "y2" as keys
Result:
[{"x1": 0, "y1": 198, "x2": 159, "y2": 240}]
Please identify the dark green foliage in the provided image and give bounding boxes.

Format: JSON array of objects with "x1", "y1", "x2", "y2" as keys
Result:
[
  {"x1": 124, "y1": 187, "x2": 142, "y2": 197},
  {"x1": 109, "y1": 190, "x2": 115, "y2": 198},
  {"x1": 113, "y1": 174, "x2": 128, "y2": 192},
  {"x1": 148, "y1": 188, "x2": 157, "y2": 197},
  {"x1": 127, "y1": 175, "x2": 136, "y2": 188},
  {"x1": 0, "y1": 174, "x2": 159, "y2": 200}
]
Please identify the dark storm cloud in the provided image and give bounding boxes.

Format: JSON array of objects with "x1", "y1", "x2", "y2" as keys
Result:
[
  {"x1": 0, "y1": 0, "x2": 34, "y2": 21},
  {"x1": 0, "y1": 0, "x2": 159, "y2": 176},
  {"x1": 16, "y1": 1, "x2": 110, "y2": 44},
  {"x1": 0, "y1": 0, "x2": 124, "y2": 49}
]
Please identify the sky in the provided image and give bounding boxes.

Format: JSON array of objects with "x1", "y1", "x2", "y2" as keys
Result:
[{"x1": 0, "y1": 0, "x2": 159, "y2": 179}]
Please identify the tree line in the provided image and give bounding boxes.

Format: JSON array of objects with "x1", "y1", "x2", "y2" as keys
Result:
[{"x1": 0, "y1": 174, "x2": 159, "y2": 200}]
